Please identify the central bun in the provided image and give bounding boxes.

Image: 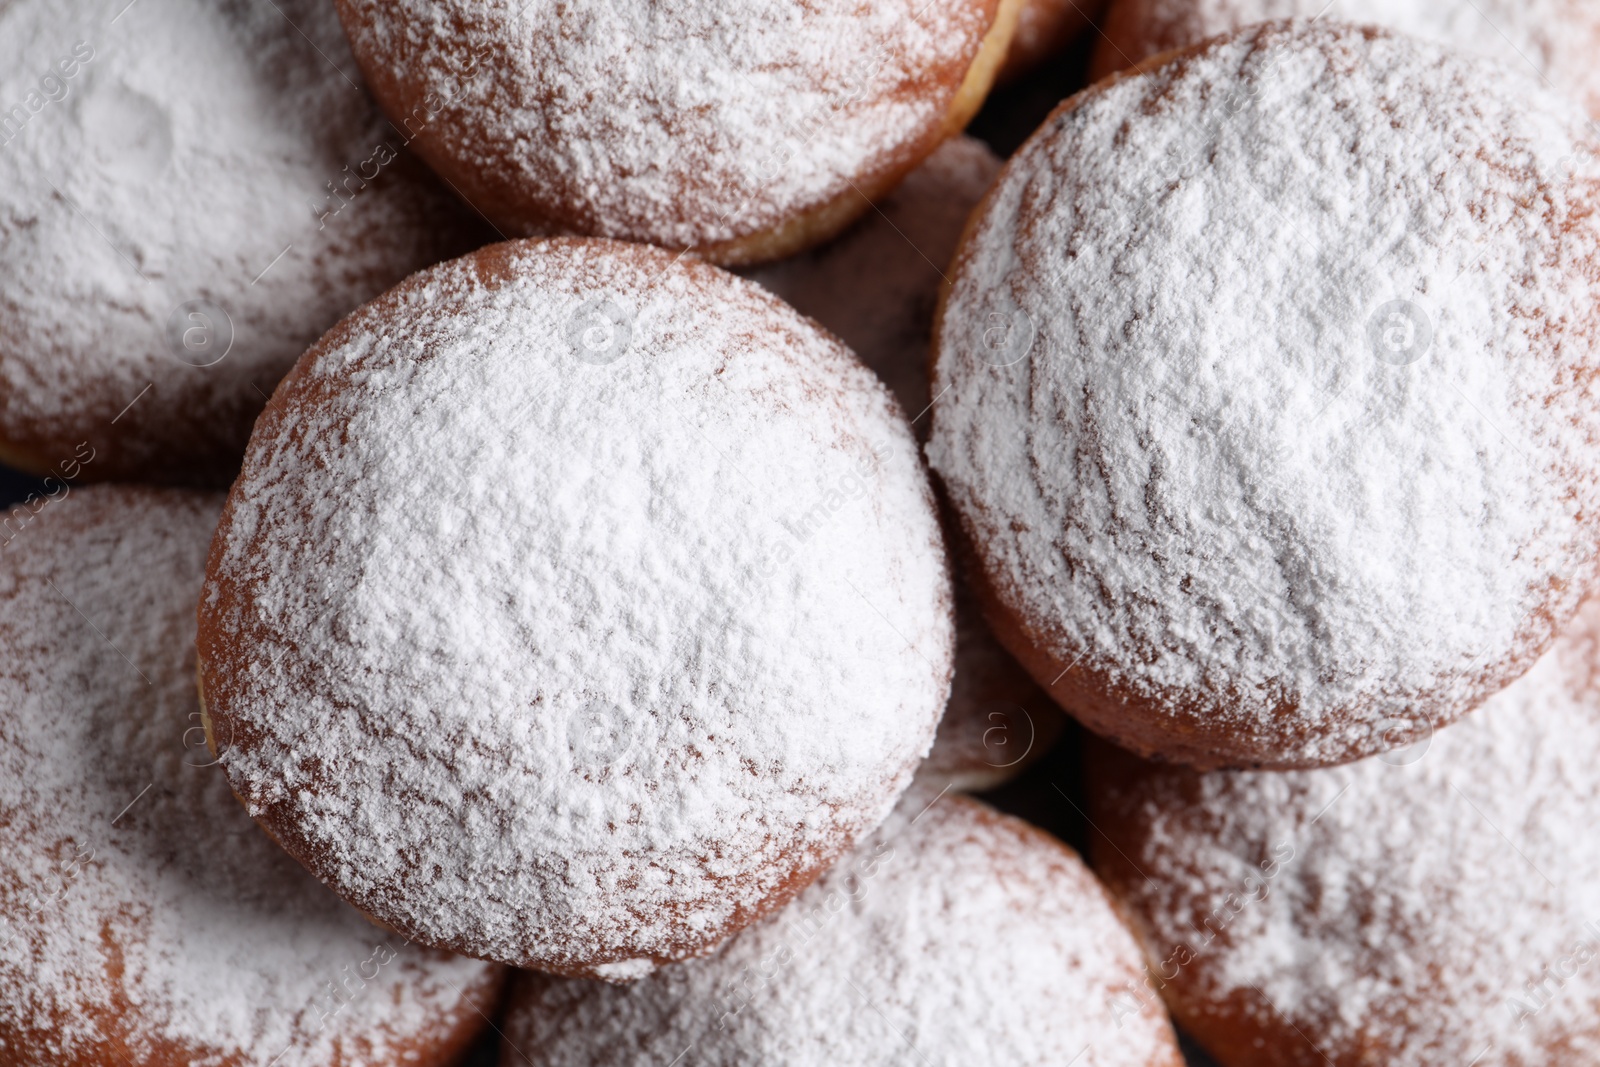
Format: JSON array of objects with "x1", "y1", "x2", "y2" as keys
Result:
[{"x1": 197, "y1": 237, "x2": 954, "y2": 979}]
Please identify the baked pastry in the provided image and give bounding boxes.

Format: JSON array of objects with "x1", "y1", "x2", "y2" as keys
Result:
[
  {"x1": 1092, "y1": 0, "x2": 1600, "y2": 113},
  {"x1": 331, "y1": 0, "x2": 1024, "y2": 265},
  {"x1": 927, "y1": 20, "x2": 1600, "y2": 769},
  {"x1": 743, "y1": 139, "x2": 1060, "y2": 791},
  {"x1": 0, "y1": 485, "x2": 501, "y2": 1067},
  {"x1": 0, "y1": 0, "x2": 483, "y2": 486},
  {"x1": 1002, "y1": 0, "x2": 1108, "y2": 81},
  {"x1": 1088, "y1": 596, "x2": 1600, "y2": 1067},
  {"x1": 197, "y1": 237, "x2": 955, "y2": 979},
  {"x1": 499, "y1": 789, "x2": 1185, "y2": 1066}
]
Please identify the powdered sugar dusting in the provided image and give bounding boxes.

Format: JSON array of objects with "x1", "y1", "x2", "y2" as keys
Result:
[
  {"x1": 502, "y1": 790, "x2": 1183, "y2": 1066},
  {"x1": 1094, "y1": 597, "x2": 1600, "y2": 1066},
  {"x1": 335, "y1": 0, "x2": 993, "y2": 249},
  {"x1": 0, "y1": 0, "x2": 476, "y2": 480},
  {"x1": 1098, "y1": 0, "x2": 1600, "y2": 115},
  {"x1": 0, "y1": 486, "x2": 497, "y2": 1066},
  {"x1": 198, "y1": 238, "x2": 954, "y2": 976},
  {"x1": 928, "y1": 21, "x2": 1600, "y2": 766}
]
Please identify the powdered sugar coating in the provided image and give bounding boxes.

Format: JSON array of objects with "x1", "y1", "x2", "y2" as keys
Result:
[
  {"x1": 927, "y1": 21, "x2": 1600, "y2": 768},
  {"x1": 332, "y1": 0, "x2": 995, "y2": 257},
  {"x1": 501, "y1": 790, "x2": 1184, "y2": 1066},
  {"x1": 1090, "y1": 597, "x2": 1600, "y2": 1067},
  {"x1": 1095, "y1": 0, "x2": 1600, "y2": 115},
  {"x1": 0, "y1": 0, "x2": 479, "y2": 483},
  {"x1": 0, "y1": 486, "x2": 499, "y2": 1067},
  {"x1": 198, "y1": 238, "x2": 954, "y2": 977}
]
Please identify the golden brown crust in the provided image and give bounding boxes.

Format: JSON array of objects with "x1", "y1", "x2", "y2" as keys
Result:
[{"x1": 0, "y1": 966, "x2": 507, "y2": 1067}]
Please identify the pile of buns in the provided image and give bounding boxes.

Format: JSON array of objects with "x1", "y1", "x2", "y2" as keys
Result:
[{"x1": 3, "y1": 0, "x2": 1599, "y2": 1064}]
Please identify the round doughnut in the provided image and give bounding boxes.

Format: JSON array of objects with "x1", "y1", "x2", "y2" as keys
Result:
[
  {"x1": 0, "y1": 485, "x2": 502, "y2": 1067},
  {"x1": 196, "y1": 237, "x2": 955, "y2": 979},
  {"x1": 743, "y1": 137, "x2": 1062, "y2": 791},
  {"x1": 499, "y1": 789, "x2": 1185, "y2": 1066},
  {"x1": 330, "y1": 0, "x2": 1025, "y2": 266},
  {"x1": 927, "y1": 20, "x2": 1600, "y2": 770},
  {"x1": 1001, "y1": 0, "x2": 1109, "y2": 82},
  {"x1": 1092, "y1": 0, "x2": 1600, "y2": 113},
  {"x1": 0, "y1": 0, "x2": 484, "y2": 486},
  {"x1": 1087, "y1": 598, "x2": 1600, "y2": 1067}
]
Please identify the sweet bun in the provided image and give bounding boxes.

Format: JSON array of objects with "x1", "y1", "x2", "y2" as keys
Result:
[
  {"x1": 928, "y1": 20, "x2": 1600, "y2": 769},
  {"x1": 1088, "y1": 598, "x2": 1600, "y2": 1067},
  {"x1": 0, "y1": 0, "x2": 483, "y2": 485},
  {"x1": 331, "y1": 0, "x2": 1025, "y2": 265},
  {"x1": 499, "y1": 790, "x2": 1185, "y2": 1066},
  {"x1": 197, "y1": 237, "x2": 954, "y2": 979},
  {"x1": 1092, "y1": 0, "x2": 1600, "y2": 113},
  {"x1": 0, "y1": 485, "x2": 501, "y2": 1067}
]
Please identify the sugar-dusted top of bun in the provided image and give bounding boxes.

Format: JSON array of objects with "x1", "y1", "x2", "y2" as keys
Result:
[
  {"x1": 0, "y1": 0, "x2": 474, "y2": 482},
  {"x1": 929, "y1": 20, "x2": 1600, "y2": 767},
  {"x1": 199, "y1": 238, "x2": 954, "y2": 977},
  {"x1": 1095, "y1": 0, "x2": 1600, "y2": 115}
]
